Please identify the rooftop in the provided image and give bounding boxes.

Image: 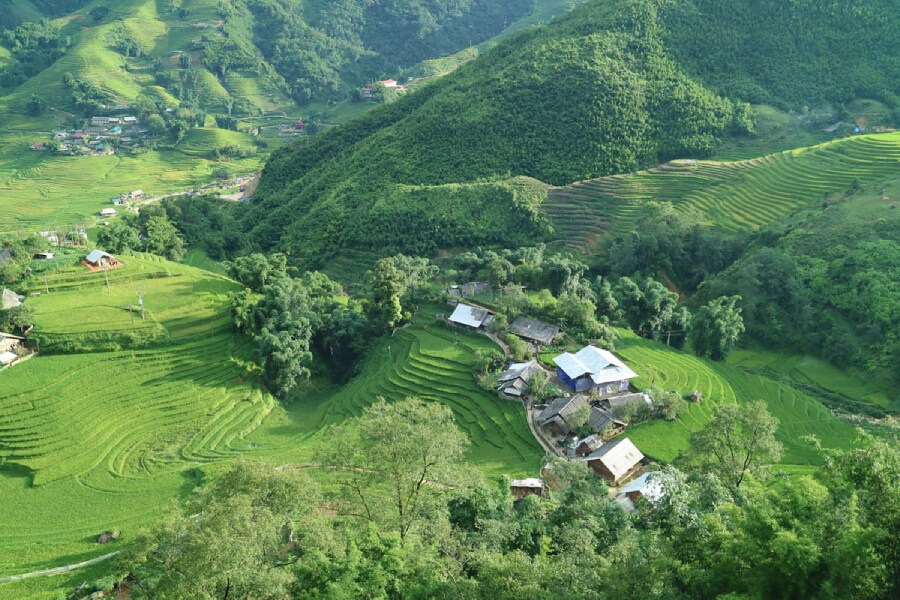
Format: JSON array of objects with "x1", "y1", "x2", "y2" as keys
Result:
[
  {"x1": 554, "y1": 346, "x2": 637, "y2": 385},
  {"x1": 509, "y1": 316, "x2": 560, "y2": 345},
  {"x1": 448, "y1": 303, "x2": 491, "y2": 328},
  {"x1": 584, "y1": 437, "x2": 644, "y2": 481}
]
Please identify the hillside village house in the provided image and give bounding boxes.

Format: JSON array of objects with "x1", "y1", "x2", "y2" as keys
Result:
[
  {"x1": 0, "y1": 331, "x2": 24, "y2": 367},
  {"x1": 448, "y1": 303, "x2": 494, "y2": 330},
  {"x1": 616, "y1": 472, "x2": 666, "y2": 513},
  {"x1": 509, "y1": 316, "x2": 560, "y2": 346},
  {"x1": 84, "y1": 250, "x2": 118, "y2": 269},
  {"x1": 510, "y1": 478, "x2": 545, "y2": 500},
  {"x1": 537, "y1": 394, "x2": 589, "y2": 434},
  {"x1": 583, "y1": 437, "x2": 644, "y2": 484},
  {"x1": 497, "y1": 360, "x2": 541, "y2": 398},
  {"x1": 554, "y1": 346, "x2": 637, "y2": 394},
  {"x1": 100, "y1": 208, "x2": 117, "y2": 217},
  {"x1": 2, "y1": 288, "x2": 23, "y2": 310}
]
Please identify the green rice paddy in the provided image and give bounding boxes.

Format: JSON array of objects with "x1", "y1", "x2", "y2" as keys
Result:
[{"x1": 544, "y1": 131, "x2": 900, "y2": 249}]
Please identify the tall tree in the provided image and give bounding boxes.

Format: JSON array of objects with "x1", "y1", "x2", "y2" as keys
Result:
[
  {"x1": 255, "y1": 277, "x2": 314, "y2": 399},
  {"x1": 690, "y1": 401, "x2": 783, "y2": 489},
  {"x1": 323, "y1": 398, "x2": 469, "y2": 543},
  {"x1": 689, "y1": 295, "x2": 745, "y2": 360},
  {"x1": 143, "y1": 215, "x2": 185, "y2": 261}
]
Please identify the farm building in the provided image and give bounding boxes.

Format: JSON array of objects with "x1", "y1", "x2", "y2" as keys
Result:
[
  {"x1": 583, "y1": 438, "x2": 644, "y2": 484},
  {"x1": 510, "y1": 478, "x2": 545, "y2": 500},
  {"x1": 446, "y1": 281, "x2": 492, "y2": 298},
  {"x1": 128, "y1": 190, "x2": 144, "y2": 199},
  {"x1": 587, "y1": 407, "x2": 626, "y2": 438},
  {"x1": 616, "y1": 472, "x2": 666, "y2": 512},
  {"x1": 509, "y1": 316, "x2": 560, "y2": 346},
  {"x1": 84, "y1": 250, "x2": 118, "y2": 268},
  {"x1": 448, "y1": 303, "x2": 494, "y2": 330},
  {"x1": 554, "y1": 346, "x2": 637, "y2": 394},
  {"x1": 33, "y1": 252, "x2": 54, "y2": 260},
  {"x1": 100, "y1": 208, "x2": 118, "y2": 217},
  {"x1": 2, "y1": 288, "x2": 24, "y2": 310},
  {"x1": 567, "y1": 433, "x2": 605, "y2": 458},
  {"x1": 0, "y1": 331, "x2": 24, "y2": 354},
  {"x1": 378, "y1": 79, "x2": 398, "y2": 88},
  {"x1": 603, "y1": 392, "x2": 653, "y2": 412},
  {"x1": 497, "y1": 360, "x2": 541, "y2": 398},
  {"x1": 537, "y1": 394, "x2": 589, "y2": 434}
]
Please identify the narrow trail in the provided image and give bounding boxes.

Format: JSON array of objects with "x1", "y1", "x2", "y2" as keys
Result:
[{"x1": 0, "y1": 551, "x2": 121, "y2": 584}]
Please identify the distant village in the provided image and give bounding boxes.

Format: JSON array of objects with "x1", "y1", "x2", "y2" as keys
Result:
[
  {"x1": 443, "y1": 285, "x2": 687, "y2": 512},
  {"x1": 31, "y1": 108, "x2": 152, "y2": 156}
]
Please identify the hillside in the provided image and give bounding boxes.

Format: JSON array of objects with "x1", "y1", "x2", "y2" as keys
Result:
[{"x1": 242, "y1": 0, "x2": 900, "y2": 266}]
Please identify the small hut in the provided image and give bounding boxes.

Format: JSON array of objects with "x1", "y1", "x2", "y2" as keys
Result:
[{"x1": 510, "y1": 478, "x2": 545, "y2": 500}]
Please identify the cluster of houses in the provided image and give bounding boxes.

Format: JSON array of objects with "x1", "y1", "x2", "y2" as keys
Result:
[
  {"x1": 40, "y1": 115, "x2": 148, "y2": 156},
  {"x1": 444, "y1": 292, "x2": 662, "y2": 509}
]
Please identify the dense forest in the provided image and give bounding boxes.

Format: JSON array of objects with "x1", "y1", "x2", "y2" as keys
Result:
[{"x1": 242, "y1": 0, "x2": 756, "y2": 264}]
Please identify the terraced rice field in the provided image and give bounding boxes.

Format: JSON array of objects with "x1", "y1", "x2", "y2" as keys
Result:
[
  {"x1": 544, "y1": 131, "x2": 900, "y2": 249},
  {"x1": 26, "y1": 252, "x2": 238, "y2": 344},
  {"x1": 309, "y1": 312, "x2": 544, "y2": 475},
  {"x1": 615, "y1": 333, "x2": 856, "y2": 465}
]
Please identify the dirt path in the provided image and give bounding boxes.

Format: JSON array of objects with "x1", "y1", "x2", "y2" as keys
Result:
[
  {"x1": 0, "y1": 551, "x2": 121, "y2": 584},
  {"x1": 524, "y1": 400, "x2": 562, "y2": 457}
]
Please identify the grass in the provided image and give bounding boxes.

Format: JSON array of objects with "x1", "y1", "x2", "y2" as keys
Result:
[
  {"x1": 26, "y1": 252, "x2": 238, "y2": 339},
  {"x1": 543, "y1": 131, "x2": 900, "y2": 250},
  {"x1": 612, "y1": 331, "x2": 857, "y2": 465}
]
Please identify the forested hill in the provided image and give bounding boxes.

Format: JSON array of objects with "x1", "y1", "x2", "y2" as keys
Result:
[
  {"x1": 244, "y1": 0, "x2": 754, "y2": 262},
  {"x1": 243, "y1": 0, "x2": 900, "y2": 266}
]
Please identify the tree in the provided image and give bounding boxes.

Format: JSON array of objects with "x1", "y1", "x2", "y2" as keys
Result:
[
  {"x1": 121, "y1": 460, "x2": 329, "y2": 599},
  {"x1": 527, "y1": 370, "x2": 553, "y2": 402},
  {"x1": 365, "y1": 257, "x2": 406, "y2": 332},
  {"x1": 25, "y1": 94, "x2": 46, "y2": 116},
  {"x1": 690, "y1": 401, "x2": 783, "y2": 489},
  {"x1": 689, "y1": 295, "x2": 745, "y2": 360},
  {"x1": 146, "y1": 113, "x2": 167, "y2": 135},
  {"x1": 228, "y1": 289, "x2": 259, "y2": 333},
  {"x1": 254, "y1": 277, "x2": 314, "y2": 399},
  {"x1": 226, "y1": 253, "x2": 287, "y2": 292},
  {"x1": 543, "y1": 255, "x2": 587, "y2": 296},
  {"x1": 179, "y1": 52, "x2": 192, "y2": 69},
  {"x1": 143, "y1": 215, "x2": 185, "y2": 261},
  {"x1": 96, "y1": 221, "x2": 139, "y2": 253},
  {"x1": 323, "y1": 398, "x2": 469, "y2": 543}
]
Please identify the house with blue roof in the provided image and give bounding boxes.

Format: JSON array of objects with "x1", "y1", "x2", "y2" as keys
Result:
[{"x1": 553, "y1": 345, "x2": 637, "y2": 394}]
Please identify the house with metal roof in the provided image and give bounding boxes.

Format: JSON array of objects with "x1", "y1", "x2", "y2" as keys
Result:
[
  {"x1": 510, "y1": 478, "x2": 545, "y2": 500},
  {"x1": 587, "y1": 407, "x2": 626, "y2": 437},
  {"x1": 497, "y1": 360, "x2": 541, "y2": 398},
  {"x1": 2, "y1": 288, "x2": 23, "y2": 310},
  {"x1": 537, "y1": 394, "x2": 589, "y2": 434},
  {"x1": 509, "y1": 316, "x2": 560, "y2": 346},
  {"x1": 554, "y1": 346, "x2": 637, "y2": 394},
  {"x1": 583, "y1": 437, "x2": 644, "y2": 484},
  {"x1": 448, "y1": 303, "x2": 494, "y2": 330},
  {"x1": 616, "y1": 472, "x2": 666, "y2": 512},
  {"x1": 84, "y1": 250, "x2": 118, "y2": 269}
]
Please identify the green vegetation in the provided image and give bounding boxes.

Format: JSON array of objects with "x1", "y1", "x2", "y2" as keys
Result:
[{"x1": 545, "y1": 132, "x2": 900, "y2": 247}]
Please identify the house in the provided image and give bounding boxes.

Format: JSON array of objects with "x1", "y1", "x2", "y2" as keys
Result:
[
  {"x1": 509, "y1": 316, "x2": 560, "y2": 346},
  {"x1": 510, "y1": 478, "x2": 545, "y2": 500},
  {"x1": 123, "y1": 116, "x2": 138, "y2": 124},
  {"x1": 603, "y1": 392, "x2": 652, "y2": 412},
  {"x1": 537, "y1": 394, "x2": 589, "y2": 434},
  {"x1": 554, "y1": 346, "x2": 637, "y2": 394},
  {"x1": 377, "y1": 79, "x2": 398, "y2": 88},
  {"x1": 616, "y1": 472, "x2": 666, "y2": 512},
  {"x1": 111, "y1": 198, "x2": 124, "y2": 206},
  {"x1": 587, "y1": 407, "x2": 626, "y2": 438},
  {"x1": 567, "y1": 433, "x2": 605, "y2": 458},
  {"x1": 30, "y1": 142, "x2": 48, "y2": 151},
  {"x1": 33, "y1": 252, "x2": 54, "y2": 260},
  {"x1": 460, "y1": 281, "x2": 492, "y2": 297},
  {"x1": 361, "y1": 87, "x2": 374, "y2": 99},
  {"x1": 497, "y1": 360, "x2": 541, "y2": 398},
  {"x1": 0, "y1": 331, "x2": 24, "y2": 353},
  {"x1": 92, "y1": 116, "x2": 113, "y2": 126},
  {"x1": 84, "y1": 249, "x2": 118, "y2": 268},
  {"x1": 108, "y1": 126, "x2": 123, "y2": 135},
  {"x1": 100, "y1": 208, "x2": 117, "y2": 217},
  {"x1": 129, "y1": 190, "x2": 144, "y2": 199},
  {"x1": 2, "y1": 288, "x2": 24, "y2": 310},
  {"x1": 0, "y1": 350, "x2": 18, "y2": 366},
  {"x1": 583, "y1": 438, "x2": 644, "y2": 484},
  {"x1": 448, "y1": 303, "x2": 494, "y2": 330}
]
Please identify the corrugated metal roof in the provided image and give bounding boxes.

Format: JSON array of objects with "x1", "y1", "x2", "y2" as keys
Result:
[
  {"x1": 448, "y1": 303, "x2": 489, "y2": 328},
  {"x1": 0, "y1": 351, "x2": 18, "y2": 365},
  {"x1": 510, "y1": 316, "x2": 560, "y2": 344},
  {"x1": 554, "y1": 346, "x2": 637, "y2": 384},
  {"x1": 85, "y1": 249, "x2": 112, "y2": 264},
  {"x1": 510, "y1": 478, "x2": 544, "y2": 489},
  {"x1": 1, "y1": 289, "x2": 23, "y2": 310},
  {"x1": 585, "y1": 438, "x2": 644, "y2": 481},
  {"x1": 619, "y1": 472, "x2": 665, "y2": 503},
  {"x1": 588, "y1": 407, "x2": 625, "y2": 433}
]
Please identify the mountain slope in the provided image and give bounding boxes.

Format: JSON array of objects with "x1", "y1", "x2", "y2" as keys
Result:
[{"x1": 245, "y1": 0, "x2": 755, "y2": 263}]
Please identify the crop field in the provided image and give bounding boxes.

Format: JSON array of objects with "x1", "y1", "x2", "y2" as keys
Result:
[
  {"x1": 26, "y1": 252, "x2": 238, "y2": 340},
  {"x1": 298, "y1": 308, "x2": 544, "y2": 475},
  {"x1": 612, "y1": 332, "x2": 857, "y2": 465},
  {"x1": 544, "y1": 131, "x2": 900, "y2": 249}
]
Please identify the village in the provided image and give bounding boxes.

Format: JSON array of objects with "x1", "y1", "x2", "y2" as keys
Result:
[
  {"x1": 442, "y1": 284, "x2": 684, "y2": 512},
  {"x1": 31, "y1": 111, "x2": 154, "y2": 157}
]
